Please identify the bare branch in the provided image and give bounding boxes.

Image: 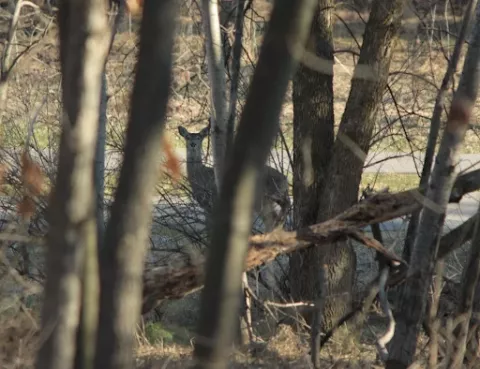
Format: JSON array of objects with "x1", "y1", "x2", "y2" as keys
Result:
[{"x1": 141, "y1": 168, "x2": 480, "y2": 313}]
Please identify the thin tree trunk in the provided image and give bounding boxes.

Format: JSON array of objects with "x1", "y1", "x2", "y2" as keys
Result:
[
  {"x1": 93, "y1": 1, "x2": 177, "y2": 368},
  {"x1": 202, "y1": 0, "x2": 228, "y2": 187},
  {"x1": 95, "y1": 73, "x2": 107, "y2": 245},
  {"x1": 403, "y1": 0, "x2": 478, "y2": 262},
  {"x1": 74, "y1": 7, "x2": 127, "y2": 366},
  {"x1": 450, "y1": 207, "x2": 480, "y2": 367},
  {"x1": 35, "y1": 0, "x2": 111, "y2": 368},
  {"x1": 449, "y1": 3, "x2": 480, "y2": 366},
  {"x1": 387, "y1": 10, "x2": 480, "y2": 361},
  {"x1": 193, "y1": 0, "x2": 317, "y2": 367},
  {"x1": 289, "y1": 0, "x2": 335, "y2": 304},
  {"x1": 226, "y1": 0, "x2": 246, "y2": 153}
]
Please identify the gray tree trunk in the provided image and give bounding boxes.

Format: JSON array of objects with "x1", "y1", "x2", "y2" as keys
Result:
[
  {"x1": 226, "y1": 0, "x2": 246, "y2": 153},
  {"x1": 289, "y1": 0, "x2": 335, "y2": 305},
  {"x1": 387, "y1": 2, "x2": 480, "y2": 361},
  {"x1": 202, "y1": 0, "x2": 228, "y2": 187},
  {"x1": 442, "y1": 2, "x2": 480, "y2": 367},
  {"x1": 34, "y1": 0, "x2": 111, "y2": 368},
  {"x1": 95, "y1": 73, "x2": 107, "y2": 244},
  {"x1": 403, "y1": 0, "x2": 478, "y2": 262},
  {"x1": 193, "y1": 0, "x2": 317, "y2": 367},
  {"x1": 93, "y1": 1, "x2": 177, "y2": 368}
]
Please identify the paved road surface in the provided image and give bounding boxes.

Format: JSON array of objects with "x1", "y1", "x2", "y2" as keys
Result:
[{"x1": 3, "y1": 148, "x2": 480, "y2": 233}]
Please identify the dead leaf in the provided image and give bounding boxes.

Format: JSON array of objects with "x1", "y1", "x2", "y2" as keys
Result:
[
  {"x1": 161, "y1": 134, "x2": 181, "y2": 183},
  {"x1": 0, "y1": 164, "x2": 6, "y2": 185},
  {"x1": 21, "y1": 151, "x2": 44, "y2": 196},
  {"x1": 126, "y1": 0, "x2": 143, "y2": 16},
  {"x1": 17, "y1": 195, "x2": 35, "y2": 220}
]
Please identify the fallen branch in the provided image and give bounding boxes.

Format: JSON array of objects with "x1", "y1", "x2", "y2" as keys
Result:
[{"x1": 142, "y1": 169, "x2": 480, "y2": 314}]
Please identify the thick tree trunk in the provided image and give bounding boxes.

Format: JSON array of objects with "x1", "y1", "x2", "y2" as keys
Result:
[
  {"x1": 193, "y1": 0, "x2": 317, "y2": 367},
  {"x1": 296, "y1": 0, "x2": 406, "y2": 331},
  {"x1": 34, "y1": 0, "x2": 111, "y2": 368},
  {"x1": 289, "y1": 0, "x2": 335, "y2": 303},
  {"x1": 93, "y1": 1, "x2": 177, "y2": 368},
  {"x1": 387, "y1": 4, "x2": 480, "y2": 361}
]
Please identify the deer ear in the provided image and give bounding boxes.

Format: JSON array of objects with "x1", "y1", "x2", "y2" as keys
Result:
[{"x1": 178, "y1": 126, "x2": 188, "y2": 138}]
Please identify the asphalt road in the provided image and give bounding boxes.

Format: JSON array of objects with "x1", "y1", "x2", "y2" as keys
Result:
[{"x1": 3, "y1": 148, "x2": 480, "y2": 233}]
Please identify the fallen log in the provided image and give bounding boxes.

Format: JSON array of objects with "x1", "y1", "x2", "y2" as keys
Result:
[{"x1": 142, "y1": 169, "x2": 480, "y2": 314}]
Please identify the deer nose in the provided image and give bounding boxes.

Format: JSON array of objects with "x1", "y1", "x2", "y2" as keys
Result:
[{"x1": 190, "y1": 143, "x2": 196, "y2": 148}]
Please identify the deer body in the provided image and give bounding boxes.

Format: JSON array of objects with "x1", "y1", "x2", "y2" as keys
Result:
[{"x1": 178, "y1": 125, "x2": 290, "y2": 232}]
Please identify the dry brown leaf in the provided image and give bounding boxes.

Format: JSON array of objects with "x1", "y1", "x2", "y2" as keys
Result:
[
  {"x1": 0, "y1": 164, "x2": 6, "y2": 186},
  {"x1": 21, "y1": 151, "x2": 44, "y2": 196},
  {"x1": 126, "y1": 0, "x2": 143, "y2": 16},
  {"x1": 447, "y1": 98, "x2": 472, "y2": 132},
  {"x1": 161, "y1": 134, "x2": 181, "y2": 183},
  {"x1": 17, "y1": 195, "x2": 35, "y2": 220}
]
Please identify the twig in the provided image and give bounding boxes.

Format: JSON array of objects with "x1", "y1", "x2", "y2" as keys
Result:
[
  {"x1": 311, "y1": 264, "x2": 326, "y2": 369},
  {"x1": 375, "y1": 267, "x2": 396, "y2": 362}
]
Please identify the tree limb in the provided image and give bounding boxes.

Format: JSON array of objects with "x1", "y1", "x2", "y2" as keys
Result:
[{"x1": 142, "y1": 168, "x2": 480, "y2": 314}]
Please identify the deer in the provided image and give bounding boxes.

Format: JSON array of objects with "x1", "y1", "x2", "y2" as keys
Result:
[
  {"x1": 178, "y1": 123, "x2": 291, "y2": 331},
  {"x1": 177, "y1": 124, "x2": 290, "y2": 232}
]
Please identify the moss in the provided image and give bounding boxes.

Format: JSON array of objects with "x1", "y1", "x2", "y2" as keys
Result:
[{"x1": 144, "y1": 322, "x2": 174, "y2": 345}]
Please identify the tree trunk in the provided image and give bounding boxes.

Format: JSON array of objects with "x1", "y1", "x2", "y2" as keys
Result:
[
  {"x1": 226, "y1": 0, "x2": 246, "y2": 154},
  {"x1": 387, "y1": 3, "x2": 480, "y2": 360},
  {"x1": 34, "y1": 0, "x2": 111, "y2": 368},
  {"x1": 202, "y1": 0, "x2": 228, "y2": 187},
  {"x1": 93, "y1": 1, "x2": 177, "y2": 368},
  {"x1": 403, "y1": 0, "x2": 478, "y2": 262},
  {"x1": 95, "y1": 73, "x2": 107, "y2": 245},
  {"x1": 193, "y1": 0, "x2": 317, "y2": 367},
  {"x1": 294, "y1": 0, "x2": 406, "y2": 331},
  {"x1": 452, "y1": 209, "x2": 480, "y2": 369},
  {"x1": 289, "y1": 0, "x2": 335, "y2": 304}
]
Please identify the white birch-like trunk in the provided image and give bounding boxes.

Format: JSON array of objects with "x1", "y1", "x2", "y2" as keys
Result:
[{"x1": 201, "y1": 0, "x2": 228, "y2": 188}]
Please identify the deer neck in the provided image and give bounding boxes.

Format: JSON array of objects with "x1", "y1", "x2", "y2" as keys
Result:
[{"x1": 185, "y1": 151, "x2": 208, "y2": 179}]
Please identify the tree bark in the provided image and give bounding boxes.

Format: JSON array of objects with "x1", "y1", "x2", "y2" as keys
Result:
[
  {"x1": 193, "y1": 0, "x2": 317, "y2": 367},
  {"x1": 451, "y1": 209, "x2": 480, "y2": 369},
  {"x1": 297, "y1": 0, "x2": 406, "y2": 331},
  {"x1": 226, "y1": 0, "x2": 246, "y2": 154},
  {"x1": 403, "y1": 0, "x2": 478, "y2": 262},
  {"x1": 202, "y1": 0, "x2": 228, "y2": 187},
  {"x1": 35, "y1": 0, "x2": 111, "y2": 368},
  {"x1": 387, "y1": 7, "x2": 480, "y2": 360},
  {"x1": 449, "y1": 3, "x2": 480, "y2": 366},
  {"x1": 95, "y1": 73, "x2": 107, "y2": 245},
  {"x1": 289, "y1": 0, "x2": 335, "y2": 305},
  {"x1": 74, "y1": 8, "x2": 125, "y2": 368},
  {"x1": 93, "y1": 1, "x2": 177, "y2": 368}
]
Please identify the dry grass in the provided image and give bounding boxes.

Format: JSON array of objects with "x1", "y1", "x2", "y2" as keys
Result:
[{"x1": 134, "y1": 323, "x2": 384, "y2": 368}]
